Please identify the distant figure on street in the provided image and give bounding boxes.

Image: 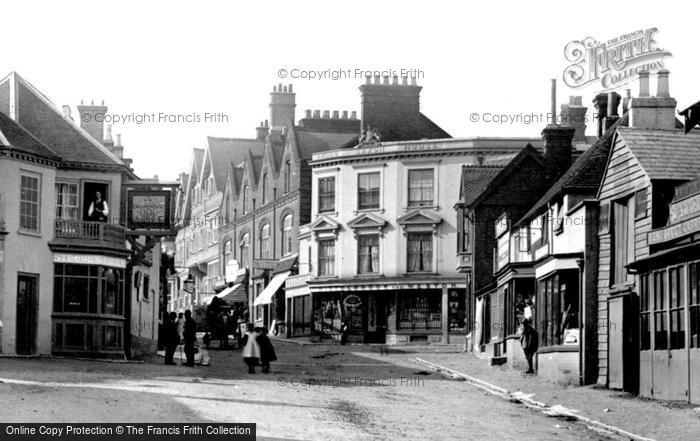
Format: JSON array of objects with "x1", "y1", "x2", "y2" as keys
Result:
[
  {"x1": 340, "y1": 320, "x2": 350, "y2": 345},
  {"x1": 520, "y1": 318, "x2": 538, "y2": 374},
  {"x1": 163, "y1": 312, "x2": 179, "y2": 365},
  {"x1": 183, "y1": 310, "x2": 197, "y2": 367},
  {"x1": 256, "y1": 327, "x2": 277, "y2": 374},
  {"x1": 87, "y1": 191, "x2": 109, "y2": 222},
  {"x1": 177, "y1": 312, "x2": 185, "y2": 344},
  {"x1": 241, "y1": 323, "x2": 260, "y2": 374},
  {"x1": 217, "y1": 311, "x2": 229, "y2": 349}
]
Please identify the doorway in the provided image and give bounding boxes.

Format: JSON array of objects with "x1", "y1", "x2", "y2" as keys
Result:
[{"x1": 16, "y1": 274, "x2": 39, "y2": 355}]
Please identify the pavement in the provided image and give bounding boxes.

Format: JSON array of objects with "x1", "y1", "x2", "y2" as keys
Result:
[{"x1": 0, "y1": 340, "x2": 696, "y2": 440}]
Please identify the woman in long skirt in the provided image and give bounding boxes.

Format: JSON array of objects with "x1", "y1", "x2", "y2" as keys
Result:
[{"x1": 241, "y1": 323, "x2": 261, "y2": 373}]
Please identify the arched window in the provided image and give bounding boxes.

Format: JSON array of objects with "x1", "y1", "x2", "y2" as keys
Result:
[
  {"x1": 260, "y1": 223, "x2": 271, "y2": 259},
  {"x1": 262, "y1": 173, "x2": 268, "y2": 205},
  {"x1": 240, "y1": 233, "x2": 250, "y2": 267},
  {"x1": 243, "y1": 185, "x2": 249, "y2": 214},
  {"x1": 282, "y1": 214, "x2": 293, "y2": 256},
  {"x1": 284, "y1": 161, "x2": 291, "y2": 193}
]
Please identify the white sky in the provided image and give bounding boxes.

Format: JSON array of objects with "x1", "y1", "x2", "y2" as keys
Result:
[{"x1": 2, "y1": 0, "x2": 698, "y2": 180}]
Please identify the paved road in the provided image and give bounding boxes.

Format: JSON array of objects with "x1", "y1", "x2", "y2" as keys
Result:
[{"x1": 0, "y1": 343, "x2": 613, "y2": 440}]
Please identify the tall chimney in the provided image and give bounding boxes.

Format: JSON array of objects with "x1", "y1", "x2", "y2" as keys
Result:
[
  {"x1": 359, "y1": 76, "x2": 422, "y2": 141},
  {"x1": 550, "y1": 79, "x2": 557, "y2": 124},
  {"x1": 112, "y1": 133, "x2": 124, "y2": 159},
  {"x1": 629, "y1": 70, "x2": 677, "y2": 130},
  {"x1": 592, "y1": 93, "x2": 608, "y2": 138},
  {"x1": 604, "y1": 92, "x2": 622, "y2": 131},
  {"x1": 77, "y1": 100, "x2": 108, "y2": 145},
  {"x1": 269, "y1": 83, "x2": 296, "y2": 129},
  {"x1": 542, "y1": 124, "x2": 575, "y2": 180}
]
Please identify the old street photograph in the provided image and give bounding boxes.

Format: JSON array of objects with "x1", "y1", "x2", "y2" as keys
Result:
[{"x1": 2, "y1": 1, "x2": 700, "y2": 440}]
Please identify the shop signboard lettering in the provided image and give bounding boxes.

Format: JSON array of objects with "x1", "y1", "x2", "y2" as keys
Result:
[{"x1": 343, "y1": 294, "x2": 362, "y2": 308}]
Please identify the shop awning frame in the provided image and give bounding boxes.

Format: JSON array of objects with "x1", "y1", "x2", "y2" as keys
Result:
[{"x1": 254, "y1": 271, "x2": 291, "y2": 306}]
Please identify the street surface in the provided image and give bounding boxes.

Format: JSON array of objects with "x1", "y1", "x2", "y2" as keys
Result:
[{"x1": 0, "y1": 342, "x2": 616, "y2": 441}]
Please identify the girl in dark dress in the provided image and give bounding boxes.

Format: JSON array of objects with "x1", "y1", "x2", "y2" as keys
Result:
[{"x1": 256, "y1": 327, "x2": 277, "y2": 374}]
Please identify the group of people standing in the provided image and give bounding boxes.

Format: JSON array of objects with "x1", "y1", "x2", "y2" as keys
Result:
[
  {"x1": 161, "y1": 310, "x2": 277, "y2": 373},
  {"x1": 162, "y1": 310, "x2": 198, "y2": 366}
]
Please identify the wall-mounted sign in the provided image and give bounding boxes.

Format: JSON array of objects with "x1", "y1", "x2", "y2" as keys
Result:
[
  {"x1": 669, "y1": 193, "x2": 700, "y2": 224},
  {"x1": 53, "y1": 253, "x2": 127, "y2": 268},
  {"x1": 183, "y1": 279, "x2": 195, "y2": 294},
  {"x1": 648, "y1": 215, "x2": 700, "y2": 245},
  {"x1": 127, "y1": 190, "x2": 172, "y2": 234},
  {"x1": 343, "y1": 294, "x2": 362, "y2": 308}
]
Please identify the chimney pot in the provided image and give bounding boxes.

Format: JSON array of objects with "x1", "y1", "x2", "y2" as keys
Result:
[
  {"x1": 342, "y1": 110, "x2": 348, "y2": 119},
  {"x1": 550, "y1": 79, "x2": 557, "y2": 124},
  {"x1": 305, "y1": 109, "x2": 312, "y2": 118},
  {"x1": 350, "y1": 111, "x2": 357, "y2": 120},
  {"x1": 365, "y1": 74, "x2": 371, "y2": 85},
  {"x1": 288, "y1": 84, "x2": 293, "y2": 93},
  {"x1": 638, "y1": 71, "x2": 650, "y2": 97},
  {"x1": 402, "y1": 76, "x2": 408, "y2": 86},
  {"x1": 392, "y1": 76, "x2": 399, "y2": 85},
  {"x1": 383, "y1": 75, "x2": 389, "y2": 85},
  {"x1": 332, "y1": 110, "x2": 339, "y2": 119},
  {"x1": 104, "y1": 124, "x2": 113, "y2": 142},
  {"x1": 62, "y1": 105, "x2": 72, "y2": 120},
  {"x1": 607, "y1": 92, "x2": 619, "y2": 117},
  {"x1": 278, "y1": 83, "x2": 283, "y2": 91},
  {"x1": 313, "y1": 110, "x2": 321, "y2": 118},
  {"x1": 410, "y1": 76, "x2": 417, "y2": 86},
  {"x1": 265, "y1": 119, "x2": 269, "y2": 127},
  {"x1": 374, "y1": 74, "x2": 381, "y2": 85},
  {"x1": 115, "y1": 134, "x2": 122, "y2": 147},
  {"x1": 273, "y1": 85, "x2": 277, "y2": 92},
  {"x1": 323, "y1": 110, "x2": 330, "y2": 119}
]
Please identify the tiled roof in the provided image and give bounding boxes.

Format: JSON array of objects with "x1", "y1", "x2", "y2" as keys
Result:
[
  {"x1": 459, "y1": 167, "x2": 502, "y2": 207},
  {"x1": 461, "y1": 144, "x2": 544, "y2": 208},
  {"x1": 0, "y1": 72, "x2": 125, "y2": 167},
  {"x1": 618, "y1": 127, "x2": 700, "y2": 180},
  {"x1": 515, "y1": 116, "x2": 625, "y2": 226},
  {"x1": 0, "y1": 112, "x2": 61, "y2": 160},
  {"x1": 295, "y1": 129, "x2": 358, "y2": 159},
  {"x1": 206, "y1": 137, "x2": 264, "y2": 191}
]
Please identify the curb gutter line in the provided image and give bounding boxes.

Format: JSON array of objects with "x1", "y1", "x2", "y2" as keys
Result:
[{"x1": 415, "y1": 357, "x2": 655, "y2": 441}]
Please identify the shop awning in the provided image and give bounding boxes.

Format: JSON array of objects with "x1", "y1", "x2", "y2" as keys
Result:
[
  {"x1": 254, "y1": 271, "x2": 290, "y2": 306},
  {"x1": 286, "y1": 284, "x2": 311, "y2": 297},
  {"x1": 220, "y1": 283, "x2": 246, "y2": 304}
]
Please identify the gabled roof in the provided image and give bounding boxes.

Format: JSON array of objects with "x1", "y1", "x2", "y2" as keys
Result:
[
  {"x1": 0, "y1": 72, "x2": 126, "y2": 168},
  {"x1": 515, "y1": 115, "x2": 625, "y2": 226},
  {"x1": 616, "y1": 127, "x2": 700, "y2": 180},
  {"x1": 458, "y1": 167, "x2": 503, "y2": 208},
  {"x1": 0, "y1": 112, "x2": 61, "y2": 161},
  {"x1": 206, "y1": 136, "x2": 264, "y2": 191},
  {"x1": 463, "y1": 144, "x2": 544, "y2": 208}
]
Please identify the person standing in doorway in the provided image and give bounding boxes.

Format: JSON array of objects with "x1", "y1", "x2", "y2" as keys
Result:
[
  {"x1": 520, "y1": 318, "x2": 538, "y2": 374},
  {"x1": 163, "y1": 312, "x2": 179, "y2": 365},
  {"x1": 88, "y1": 191, "x2": 109, "y2": 222},
  {"x1": 183, "y1": 310, "x2": 197, "y2": 367},
  {"x1": 241, "y1": 323, "x2": 260, "y2": 374}
]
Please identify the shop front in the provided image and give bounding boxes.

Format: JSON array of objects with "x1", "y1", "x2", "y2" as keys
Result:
[
  {"x1": 307, "y1": 279, "x2": 466, "y2": 345},
  {"x1": 630, "y1": 182, "x2": 700, "y2": 403},
  {"x1": 51, "y1": 253, "x2": 127, "y2": 358}
]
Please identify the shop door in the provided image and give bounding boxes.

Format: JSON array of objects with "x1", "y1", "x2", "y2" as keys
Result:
[
  {"x1": 608, "y1": 293, "x2": 638, "y2": 393},
  {"x1": 16, "y1": 274, "x2": 39, "y2": 355},
  {"x1": 365, "y1": 295, "x2": 386, "y2": 343},
  {"x1": 652, "y1": 267, "x2": 688, "y2": 401}
]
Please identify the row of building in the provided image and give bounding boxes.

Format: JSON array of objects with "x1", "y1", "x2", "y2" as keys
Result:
[
  {"x1": 0, "y1": 72, "x2": 171, "y2": 359},
  {"x1": 171, "y1": 71, "x2": 700, "y2": 404}
]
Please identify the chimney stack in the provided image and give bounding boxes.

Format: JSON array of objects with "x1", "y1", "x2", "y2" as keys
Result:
[
  {"x1": 559, "y1": 96, "x2": 587, "y2": 143},
  {"x1": 256, "y1": 120, "x2": 269, "y2": 141},
  {"x1": 77, "y1": 100, "x2": 108, "y2": 145},
  {"x1": 550, "y1": 79, "x2": 557, "y2": 124},
  {"x1": 542, "y1": 124, "x2": 576, "y2": 179},
  {"x1": 359, "y1": 74, "x2": 423, "y2": 141},
  {"x1": 592, "y1": 93, "x2": 609, "y2": 137},
  {"x1": 269, "y1": 83, "x2": 296, "y2": 129},
  {"x1": 629, "y1": 70, "x2": 677, "y2": 130},
  {"x1": 604, "y1": 92, "x2": 621, "y2": 131}
]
